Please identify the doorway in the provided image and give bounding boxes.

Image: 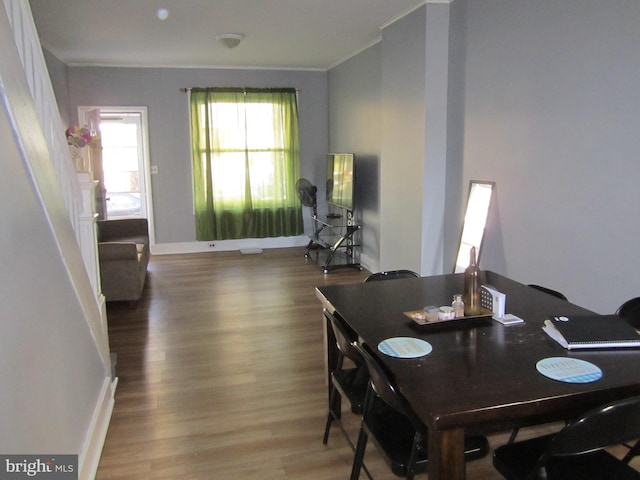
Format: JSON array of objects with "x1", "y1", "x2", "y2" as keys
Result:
[{"x1": 78, "y1": 106, "x2": 152, "y2": 222}]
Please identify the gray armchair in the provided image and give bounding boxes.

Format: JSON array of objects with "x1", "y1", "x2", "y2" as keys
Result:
[{"x1": 97, "y1": 219, "x2": 149, "y2": 303}]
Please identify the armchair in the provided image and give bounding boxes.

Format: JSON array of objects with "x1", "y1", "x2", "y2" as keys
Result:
[{"x1": 97, "y1": 218, "x2": 149, "y2": 303}]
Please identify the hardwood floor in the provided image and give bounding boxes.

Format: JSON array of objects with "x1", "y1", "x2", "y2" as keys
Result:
[{"x1": 95, "y1": 248, "x2": 636, "y2": 479}]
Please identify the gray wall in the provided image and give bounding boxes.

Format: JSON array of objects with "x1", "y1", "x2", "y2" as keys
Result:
[
  {"x1": 1, "y1": 7, "x2": 106, "y2": 455},
  {"x1": 328, "y1": 4, "x2": 451, "y2": 276},
  {"x1": 456, "y1": 0, "x2": 640, "y2": 313},
  {"x1": 43, "y1": 49, "x2": 71, "y2": 126},
  {"x1": 378, "y1": 7, "x2": 428, "y2": 273},
  {"x1": 329, "y1": 6, "x2": 433, "y2": 275},
  {"x1": 329, "y1": 1, "x2": 640, "y2": 313},
  {"x1": 66, "y1": 67, "x2": 328, "y2": 245},
  {"x1": 421, "y1": 3, "x2": 452, "y2": 276},
  {"x1": 443, "y1": 0, "x2": 469, "y2": 270},
  {"x1": 328, "y1": 43, "x2": 382, "y2": 270},
  {"x1": 56, "y1": 0, "x2": 640, "y2": 313}
]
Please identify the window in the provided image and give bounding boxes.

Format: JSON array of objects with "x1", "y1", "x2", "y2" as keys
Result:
[{"x1": 189, "y1": 88, "x2": 303, "y2": 240}]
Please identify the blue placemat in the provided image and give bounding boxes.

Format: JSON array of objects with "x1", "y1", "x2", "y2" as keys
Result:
[
  {"x1": 536, "y1": 357, "x2": 602, "y2": 383},
  {"x1": 378, "y1": 337, "x2": 433, "y2": 358}
]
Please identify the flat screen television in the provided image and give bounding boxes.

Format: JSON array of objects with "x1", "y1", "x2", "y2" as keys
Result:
[{"x1": 326, "y1": 153, "x2": 355, "y2": 211}]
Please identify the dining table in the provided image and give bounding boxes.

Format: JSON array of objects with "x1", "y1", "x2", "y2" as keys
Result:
[{"x1": 316, "y1": 271, "x2": 640, "y2": 479}]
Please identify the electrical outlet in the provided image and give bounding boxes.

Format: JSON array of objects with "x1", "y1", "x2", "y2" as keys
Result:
[{"x1": 150, "y1": 165, "x2": 159, "y2": 174}]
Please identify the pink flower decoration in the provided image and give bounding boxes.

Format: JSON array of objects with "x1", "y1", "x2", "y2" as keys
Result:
[{"x1": 65, "y1": 125, "x2": 98, "y2": 148}]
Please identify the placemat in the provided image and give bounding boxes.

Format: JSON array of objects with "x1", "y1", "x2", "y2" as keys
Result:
[
  {"x1": 378, "y1": 337, "x2": 433, "y2": 358},
  {"x1": 536, "y1": 357, "x2": 602, "y2": 383}
]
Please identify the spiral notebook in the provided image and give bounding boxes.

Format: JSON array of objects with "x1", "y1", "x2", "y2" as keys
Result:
[{"x1": 542, "y1": 314, "x2": 640, "y2": 350}]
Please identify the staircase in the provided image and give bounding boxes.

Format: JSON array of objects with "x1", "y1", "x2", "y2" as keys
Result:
[
  {"x1": 2, "y1": 0, "x2": 113, "y2": 477},
  {"x1": 3, "y1": 0, "x2": 107, "y2": 336}
]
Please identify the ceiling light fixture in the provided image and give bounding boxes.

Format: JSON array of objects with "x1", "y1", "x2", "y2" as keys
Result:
[
  {"x1": 215, "y1": 33, "x2": 245, "y2": 49},
  {"x1": 157, "y1": 8, "x2": 169, "y2": 20}
]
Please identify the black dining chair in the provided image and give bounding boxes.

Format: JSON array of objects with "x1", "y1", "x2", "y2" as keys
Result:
[
  {"x1": 527, "y1": 284, "x2": 568, "y2": 301},
  {"x1": 616, "y1": 297, "x2": 640, "y2": 462},
  {"x1": 363, "y1": 270, "x2": 420, "y2": 283},
  {"x1": 493, "y1": 394, "x2": 640, "y2": 480},
  {"x1": 350, "y1": 342, "x2": 489, "y2": 480},
  {"x1": 322, "y1": 310, "x2": 372, "y2": 478},
  {"x1": 617, "y1": 297, "x2": 640, "y2": 328}
]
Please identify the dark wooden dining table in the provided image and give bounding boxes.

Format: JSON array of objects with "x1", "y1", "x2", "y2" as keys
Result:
[{"x1": 316, "y1": 271, "x2": 640, "y2": 479}]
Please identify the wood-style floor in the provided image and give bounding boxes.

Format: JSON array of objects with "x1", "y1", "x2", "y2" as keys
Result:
[{"x1": 95, "y1": 248, "x2": 635, "y2": 479}]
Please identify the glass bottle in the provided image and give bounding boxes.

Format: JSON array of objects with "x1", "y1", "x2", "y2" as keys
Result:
[
  {"x1": 452, "y1": 294, "x2": 465, "y2": 318},
  {"x1": 464, "y1": 246, "x2": 481, "y2": 315}
]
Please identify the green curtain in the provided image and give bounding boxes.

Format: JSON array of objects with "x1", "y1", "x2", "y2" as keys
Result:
[{"x1": 190, "y1": 88, "x2": 303, "y2": 240}]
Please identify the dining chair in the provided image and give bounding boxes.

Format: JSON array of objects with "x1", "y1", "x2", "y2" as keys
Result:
[
  {"x1": 616, "y1": 297, "x2": 640, "y2": 462},
  {"x1": 616, "y1": 297, "x2": 640, "y2": 327},
  {"x1": 363, "y1": 270, "x2": 420, "y2": 282},
  {"x1": 322, "y1": 310, "x2": 372, "y2": 478},
  {"x1": 527, "y1": 284, "x2": 568, "y2": 301},
  {"x1": 350, "y1": 342, "x2": 489, "y2": 480},
  {"x1": 493, "y1": 394, "x2": 640, "y2": 480}
]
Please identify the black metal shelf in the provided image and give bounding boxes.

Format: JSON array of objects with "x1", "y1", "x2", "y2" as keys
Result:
[{"x1": 304, "y1": 211, "x2": 361, "y2": 273}]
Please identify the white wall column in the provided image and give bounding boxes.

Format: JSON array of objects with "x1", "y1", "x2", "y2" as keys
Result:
[
  {"x1": 76, "y1": 170, "x2": 101, "y2": 295},
  {"x1": 421, "y1": 1, "x2": 451, "y2": 275}
]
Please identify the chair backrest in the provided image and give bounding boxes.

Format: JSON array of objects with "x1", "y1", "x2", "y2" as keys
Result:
[
  {"x1": 324, "y1": 309, "x2": 363, "y2": 367},
  {"x1": 352, "y1": 342, "x2": 421, "y2": 428},
  {"x1": 616, "y1": 297, "x2": 640, "y2": 326},
  {"x1": 528, "y1": 284, "x2": 568, "y2": 301},
  {"x1": 540, "y1": 394, "x2": 640, "y2": 466},
  {"x1": 364, "y1": 270, "x2": 420, "y2": 283}
]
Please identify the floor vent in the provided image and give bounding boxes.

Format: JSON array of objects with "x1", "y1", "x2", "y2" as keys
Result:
[{"x1": 240, "y1": 248, "x2": 263, "y2": 255}]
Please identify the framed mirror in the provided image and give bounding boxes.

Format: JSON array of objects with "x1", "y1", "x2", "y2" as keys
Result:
[{"x1": 453, "y1": 181, "x2": 495, "y2": 273}]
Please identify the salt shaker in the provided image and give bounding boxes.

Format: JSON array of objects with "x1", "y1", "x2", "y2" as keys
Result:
[{"x1": 452, "y1": 294, "x2": 465, "y2": 317}]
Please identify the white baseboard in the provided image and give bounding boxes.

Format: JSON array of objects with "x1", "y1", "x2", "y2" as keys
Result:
[
  {"x1": 358, "y1": 253, "x2": 377, "y2": 274},
  {"x1": 150, "y1": 236, "x2": 309, "y2": 255},
  {"x1": 79, "y1": 376, "x2": 118, "y2": 480}
]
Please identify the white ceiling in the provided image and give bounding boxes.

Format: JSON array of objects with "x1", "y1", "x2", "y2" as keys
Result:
[{"x1": 28, "y1": 0, "x2": 427, "y2": 70}]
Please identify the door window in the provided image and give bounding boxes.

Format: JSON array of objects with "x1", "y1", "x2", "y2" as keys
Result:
[{"x1": 99, "y1": 114, "x2": 145, "y2": 218}]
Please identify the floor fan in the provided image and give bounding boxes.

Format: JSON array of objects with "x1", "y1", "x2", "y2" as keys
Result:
[{"x1": 296, "y1": 178, "x2": 321, "y2": 238}]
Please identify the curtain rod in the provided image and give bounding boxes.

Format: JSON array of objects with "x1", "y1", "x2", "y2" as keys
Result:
[{"x1": 180, "y1": 87, "x2": 300, "y2": 92}]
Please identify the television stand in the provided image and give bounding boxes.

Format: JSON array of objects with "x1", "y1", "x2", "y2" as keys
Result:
[{"x1": 305, "y1": 211, "x2": 361, "y2": 273}]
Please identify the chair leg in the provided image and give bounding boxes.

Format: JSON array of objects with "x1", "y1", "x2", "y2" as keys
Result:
[
  {"x1": 622, "y1": 438, "x2": 640, "y2": 463},
  {"x1": 322, "y1": 385, "x2": 341, "y2": 444},
  {"x1": 508, "y1": 427, "x2": 519, "y2": 444},
  {"x1": 322, "y1": 412, "x2": 333, "y2": 445},
  {"x1": 323, "y1": 385, "x2": 372, "y2": 480},
  {"x1": 350, "y1": 426, "x2": 368, "y2": 480},
  {"x1": 405, "y1": 432, "x2": 422, "y2": 480}
]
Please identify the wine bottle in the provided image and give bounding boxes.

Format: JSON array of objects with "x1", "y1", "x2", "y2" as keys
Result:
[{"x1": 464, "y1": 246, "x2": 481, "y2": 315}]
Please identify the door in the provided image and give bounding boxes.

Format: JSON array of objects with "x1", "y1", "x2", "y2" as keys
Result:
[{"x1": 79, "y1": 106, "x2": 152, "y2": 220}]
